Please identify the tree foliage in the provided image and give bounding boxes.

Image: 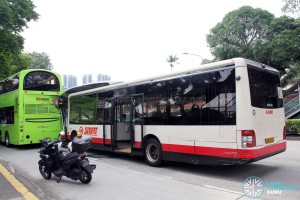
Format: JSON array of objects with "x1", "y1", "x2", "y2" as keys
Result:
[
  {"x1": 282, "y1": 0, "x2": 300, "y2": 17},
  {"x1": 27, "y1": 52, "x2": 53, "y2": 70},
  {"x1": 207, "y1": 6, "x2": 274, "y2": 61},
  {"x1": 166, "y1": 55, "x2": 180, "y2": 71},
  {"x1": 0, "y1": 0, "x2": 39, "y2": 79},
  {"x1": 206, "y1": 6, "x2": 300, "y2": 82}
]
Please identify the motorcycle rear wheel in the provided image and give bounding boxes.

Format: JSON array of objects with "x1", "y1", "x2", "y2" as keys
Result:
[
  {"x1": 39, "y1": 163, "x2": 52, "y2": 180},
  {"x1": 79, "y1": 169, "x2": 92, "y2": 184}
]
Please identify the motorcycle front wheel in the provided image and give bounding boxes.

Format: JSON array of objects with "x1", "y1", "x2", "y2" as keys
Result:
[
  {"x1": 39, "y1": 163, "x2": 52, "y2": 180},
  {"x1": 79, "y1": 169, "x2": 92, "y2": 184}
]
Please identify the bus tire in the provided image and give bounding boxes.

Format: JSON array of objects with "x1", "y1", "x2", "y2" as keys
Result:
[
  {"x1": 5, "y1": 133, "x2": 10, "y2": 148},
  {"x1": 0, "y1": 132, "x2": 3, "y2": 145},
  {"x1": 144, "y1": 138, "x2": 163, "y2": 167}
]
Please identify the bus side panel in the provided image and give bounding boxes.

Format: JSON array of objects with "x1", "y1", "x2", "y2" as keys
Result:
[
  {"x1": 0, "y1": 91, "x2": 18, "y2": 144},
  {"x1": 143, "y1": 125, "x2": 230, "y2": 154},
  {"x1": 235, "y1": 65, "x2": 253, "y2": 136},
  {"x1": 68, "y1": 124, "x2": 112, "y2": 144}
]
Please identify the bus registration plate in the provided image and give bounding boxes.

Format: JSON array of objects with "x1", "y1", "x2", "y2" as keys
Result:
[{"x1": 265, "y1": 137, "x2": 274, "y2": 144}]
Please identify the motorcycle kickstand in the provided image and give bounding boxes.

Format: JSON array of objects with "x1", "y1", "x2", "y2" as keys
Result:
[{"x1": 57, "y1": 174, "x2": 63, "y2": 183}]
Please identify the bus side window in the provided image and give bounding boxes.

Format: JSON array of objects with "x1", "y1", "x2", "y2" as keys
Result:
[
  {"x1": 11, "y1": 75, "x2": 19, "y2": 90},
  {"x1": 0, "y1": 82, "x2": 3, "y2": 94},
  {"x1": 4, "y1": 79, "x2": 13, "y2": 93},
  {"x1": 0, "y1": 109, "x2": 5, "y2": 124}
]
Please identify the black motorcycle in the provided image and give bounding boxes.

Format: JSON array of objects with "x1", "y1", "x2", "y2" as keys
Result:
[{"x1": 38, "y1": 136, "x2": 96, "y2": 184}]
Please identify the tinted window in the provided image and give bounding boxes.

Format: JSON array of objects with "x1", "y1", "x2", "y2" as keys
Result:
[
  {"x1": 136, "y1": 67, "x2": 236, "y2": 125},
  {"x1": 136, "y1": 81, "x2": 168, "y2": 125},
  {"x1": 0, "y1": 82, "x2": 3, "y2": 94},
  {"x1": 248, "y1": 66, "x2": 283, "y2": 109},
  {"x1": 0, "y1": 106, "x2": 14, "y2": 124},
  {"x1": 96, "y1": 91, "x2": 114, "y2": 124},
  {"x1": 69, "y1": 95, "x2": 97, "y2": 124},
  {"x1": 24, "y1": 71, "x2": 60, "y2": 91},
  {"x1": 1, "y1": 75, "x2": 19, "y2": 94},
  {"x1": 169, "y1": 68, "x2": 236, "y2": 125}
]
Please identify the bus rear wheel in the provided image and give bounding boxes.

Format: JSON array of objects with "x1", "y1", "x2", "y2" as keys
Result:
[
  {"x1": 144, "y1": 138, "x2": 163, "y2": 167},
  {"x1": 5, "y1": 133, "x2": 10, "y2": 148},
  {"x1": 0, "y1": 132, "x2": 3, "y2": 145}
]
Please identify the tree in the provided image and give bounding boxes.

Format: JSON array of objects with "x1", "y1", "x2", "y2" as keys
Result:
[
  {"x1": 206, "y1": 6, "x2": 300, "y2": 79},
  {"x1": 282, "y1": 0, "x2": 300, "y2": 17},
  {"x1": 166, "y1": 55, "x2": 179, "y2": 71},
  {"x1": 0, "y1": 0, "x2": 39, "y2": 79},
  {"x1": 207, "y1": 6, "x2": 274, "y2": 61},
  {"x1": 27, "y1": 52, "x2": 53, "y2": 70},
  {"x1": 254, "y1": 16, "x2": 300, "y2": 73},
  {"x1": 9, "y1": 53, "x2": 32, "y2": 74}
]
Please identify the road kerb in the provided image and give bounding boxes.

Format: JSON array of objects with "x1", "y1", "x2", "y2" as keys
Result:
[{"x1": 0, "y1": 163, "x2": 39, "y2": 200}]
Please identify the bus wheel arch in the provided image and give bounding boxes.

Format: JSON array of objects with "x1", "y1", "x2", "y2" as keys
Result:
[
  {"x1": 5, "y1": 131, "x2": 10, "y2": 147},
  {"x1": 143, "y1": 135, "x2": 163, "y2": 167}
]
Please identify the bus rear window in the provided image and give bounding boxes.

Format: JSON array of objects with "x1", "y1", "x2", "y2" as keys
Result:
[
  {"x1": 24, "y1": 71, "x2": 60, "y2": 92},
  {"x1": 248, "y1": 65, "x2": 283, "y2": 109}
]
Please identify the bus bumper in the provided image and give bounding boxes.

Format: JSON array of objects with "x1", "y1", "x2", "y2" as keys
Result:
[{"x1": 162, "y1": 141, "x2": 287, "y2": 165}]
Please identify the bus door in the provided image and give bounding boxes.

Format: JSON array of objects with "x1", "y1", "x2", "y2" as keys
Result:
[
  {"x1": 131, "y1": 95, "x2": 144, "y2": 150},
  {"x1": 111, "y1": 96, "x2": 131, "y2": 153},
  {"x1": 111, "y1": 95, "x2": 144, "y2": 153},
  {"x1": 101, "y1": 98, "x2": 113, "y2": 147}
]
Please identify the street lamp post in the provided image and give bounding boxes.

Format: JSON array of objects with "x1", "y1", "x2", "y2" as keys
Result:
[{"x1": 183, "y1": 52, "x2": 203, "y2": 64}]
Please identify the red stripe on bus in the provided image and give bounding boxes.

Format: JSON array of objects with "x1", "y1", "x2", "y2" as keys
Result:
[
  {"x1": 236, "y1": 142, "x2": 286, "y2": 159},
  {"x1": 166, "y1": 142, "x2": 286, "y2": 159},
  {"x1": 91, "y1": 138, "x2": 111, "y2": 145},
  {"x1": 82, "y1": 136, "x2": 286, "y2": 159},
  {"x1": 170, "y1": 144, "x2": 195, "y2": 154}
]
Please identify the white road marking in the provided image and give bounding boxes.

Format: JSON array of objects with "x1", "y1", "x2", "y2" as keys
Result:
[
  {"x1": 204, "y1": 185, "x2": 244, "y2": 195},
  {"x1": 252, "y1": 163, "x2": 276, "y2": 167},
  {"x1": 148, "y1": 173, "x2": 174, "y2": 180},
  {"x1": 88, "y1": 157, "x2": 99, "y2": 161}
]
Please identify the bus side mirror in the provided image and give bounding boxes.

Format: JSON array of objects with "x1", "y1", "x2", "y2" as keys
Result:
[{"x1": 57, "y1": 97, "x2": 65, "y2": 108}]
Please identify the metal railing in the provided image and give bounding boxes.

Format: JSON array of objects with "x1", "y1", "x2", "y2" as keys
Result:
[{"x1": 284, "y1": 94, "x2": 300, "y2": 119}]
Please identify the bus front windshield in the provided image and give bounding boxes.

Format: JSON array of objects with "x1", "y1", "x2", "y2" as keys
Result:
[
  {"x1": 248, "y1": 65, "x2": 283, "y2": 109},
  {"x1": 23, "y1": 71, "x2": 60, "y2": 92}
]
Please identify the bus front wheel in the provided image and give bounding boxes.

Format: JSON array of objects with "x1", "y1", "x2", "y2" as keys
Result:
[
  {"x1": 144, "y1": 138, "x2": 163, "y2": 167},
  {"x1": 5, "y1": 133, "x2": 10, "y2": 148}
]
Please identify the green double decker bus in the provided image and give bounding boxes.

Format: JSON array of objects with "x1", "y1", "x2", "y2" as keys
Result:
[{"x1": 0, "y1": 69, "x2": 62, "y2": 146}]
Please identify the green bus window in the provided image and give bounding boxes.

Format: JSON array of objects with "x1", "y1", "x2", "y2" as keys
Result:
[{"x1": 24, "y1": 71, "x2": 59, "y2": 91}]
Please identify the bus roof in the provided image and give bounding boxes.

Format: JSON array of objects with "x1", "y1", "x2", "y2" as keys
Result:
[
  {"x1": 62, "y1": 81, "x2": 123, "y2": 97},
  {"x1": 69, "y1": 58, "x2": 276, "y2": 97},
  {"x1": 0, "y1": 69, "x2": 60, "y2": 82}
]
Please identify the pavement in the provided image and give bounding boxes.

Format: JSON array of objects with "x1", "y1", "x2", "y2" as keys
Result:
[
  {"x1": 0, "y1": 135, "x2": 299, "y2": 200},
  {"x1": 0, "y1": 157, "x2": 39, "y2": 200}
]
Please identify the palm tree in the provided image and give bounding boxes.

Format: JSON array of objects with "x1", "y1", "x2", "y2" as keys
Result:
[{"x1": 166, "y1": 55, "x2": 180, "y2": 71}]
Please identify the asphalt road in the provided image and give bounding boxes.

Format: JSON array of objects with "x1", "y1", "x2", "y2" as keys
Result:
[{"x1": 0, "y1": 140, "x2": 299, "y2": 200}]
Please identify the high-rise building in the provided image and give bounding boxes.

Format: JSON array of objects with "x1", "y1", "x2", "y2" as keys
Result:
[
  {"x1": 63, "y1": 75, "x2": 77, "y2": 91},
  {"x1": 83, "y1": 74, "x2": 92, "y2": 85},
  {"x1": 97, "y1": 74, "x2": 111, "y2": 82}
]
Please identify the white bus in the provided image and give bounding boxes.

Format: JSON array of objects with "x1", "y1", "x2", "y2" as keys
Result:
[{"x1": 64, "y1": 58, "x2": 286, "y2": 166}]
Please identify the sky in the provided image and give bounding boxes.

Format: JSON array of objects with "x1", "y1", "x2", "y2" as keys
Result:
[{"x1": 22, "y1": 0, "x2": 284, "y2": 85}]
